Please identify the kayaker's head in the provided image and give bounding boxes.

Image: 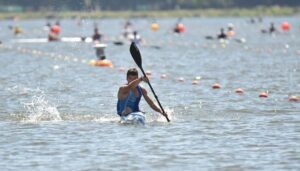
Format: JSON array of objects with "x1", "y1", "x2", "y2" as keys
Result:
[
  {"x1": 220, "y1": 28, "x2": 224, "y2": 33},
  {"x1": 127, "y1": 68, "x2": 139, "y2": 83}
]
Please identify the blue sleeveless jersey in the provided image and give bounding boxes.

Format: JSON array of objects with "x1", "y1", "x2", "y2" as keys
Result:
[{"x1": 117, "y1": 86, "x2": 143, "y2": 116}]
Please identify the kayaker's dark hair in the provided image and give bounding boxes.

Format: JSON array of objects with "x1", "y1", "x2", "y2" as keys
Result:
[{"x1": 127, "y1": 68, "x2": 138, "y2": 78}]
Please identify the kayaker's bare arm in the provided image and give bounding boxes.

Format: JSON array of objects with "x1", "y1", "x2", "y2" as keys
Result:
[
  {"x1": 118, "y1": 76, "x2": 146, "y2": 100},
  {"x1": 141, "y1": 87, "x2": 163, "y2": 114}
]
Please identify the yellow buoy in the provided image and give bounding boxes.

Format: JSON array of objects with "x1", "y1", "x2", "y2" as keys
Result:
[
  {"x1": 151, "y1": 22, "x2": 159, "y2": 32},
  {"x1": 14, "y1": 26, "x2": 22, "y2": 35}
]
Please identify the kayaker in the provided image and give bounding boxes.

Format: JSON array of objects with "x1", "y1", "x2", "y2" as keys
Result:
[
  {"x1": 261, "y1": 22, "x2": 277, "y2": 34},
  {"x1": 123, "y1": 20, "x2": 133, "y2": 39},
  {"x1": 269, "y1": 22, "x2": 276, "y2": 33},
  {"x1": 94, "y1": 44, "x2": 106, "y2": 60},
  {"x1": 92, "y1": 28, "x2": 103, "y2": 42},
  {"x1": 217, "y1": 28, "x2": 227, "y2": 39},
  {"x1": 117, "y1": 68, "x2": 167, "y2": 118},
  {"x1": 128, "y1": 31, "x2": 142, "y2": 45},
  {"x1": 226, "y1": 23, "x2": 235, "y2": 37}
]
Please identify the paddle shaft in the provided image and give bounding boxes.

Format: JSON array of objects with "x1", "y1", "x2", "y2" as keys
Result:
[{"x1": 140, "y1": 67, "x2": 170, "y2": 122}]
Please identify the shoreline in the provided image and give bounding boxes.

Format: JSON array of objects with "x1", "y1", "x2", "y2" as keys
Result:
[{"x1": 0, "y1": 6, "x2": 299, "y2": 20}]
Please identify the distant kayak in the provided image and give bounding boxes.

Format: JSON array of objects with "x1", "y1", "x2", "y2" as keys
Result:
[
  {"x1": 89, "y1": 59, "x2": 113, "y2": 68},
  {"x1": 13, "y1": 37, "x2": 93, "y2": 43},
  {"x1": 119, "y1": 112, "x2": 145, "y2": 125},
  {"x1": 205, "y1": 35, "x2": 246, "y2": 43},
  {"x1": 93, "y1": 43, "x2": 107, "y2": 48}
]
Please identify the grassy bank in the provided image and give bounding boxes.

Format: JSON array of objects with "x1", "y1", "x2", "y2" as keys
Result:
[{"x1": 0, "y1": 6, "x2": 299, "y2": 19}]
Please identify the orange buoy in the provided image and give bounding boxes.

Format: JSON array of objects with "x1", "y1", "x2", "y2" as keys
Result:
[
  {"x1": 212, "y1": 83, "x2": 221, "y2": 89},
  {"x1": 289, "y1": 95, "x2": 299, "y2": 102},
  {"x1": 160, "y1": 74, "x2": 167, "y2": 79},
  {"x1": 51, "y1": 25, "x2": 61, "y2": 34},
  {"x1": 90, "y1": 59, "x2": 113, "y2": 68},
  {"x1": 177, "y1": 77, "x2": 185, "y2": 82},
  {"x1": 192, "y1": 80, "x2": 198, "y2": 85},
  {"x1": 151, "y1": 22, "x2": 159, "y2": 32},
  {"x1": 235, "y1": 88, "x2": 244, "y2": 94},
  {"x1": 259, "y1": 92, "x2": 268, "y2": 98},
  {"x1": 14, "y1": 26, "x2": 22, "y2": 35},
  {"x1": 281, "y1": 22, "x2": 290, "y2": 31}
]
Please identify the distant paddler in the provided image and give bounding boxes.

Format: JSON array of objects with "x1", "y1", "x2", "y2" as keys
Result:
[
  {"x1": 89, "y1": 41, "x2": 112, "y2": 67},
  {"x1": 261, "y1": 22, "x2": 276, "y2": 34},
  {"x1": 217, "y1": 28, "x2": 227, "y2": 39},
  {"x1": 128, "y1": 31, "x2": 143, "y2": 45},
  {"x1": 269, "y1": 22, "x2": 276, "y2": 33},
  {"x1": 48, "y1": 23, "x2": 61, "y2": 41},
  {"x1": 89, "y1": 43, "x2": 113, "y2": 67},
  {"x1": 94, "y1": 43, "x2": 107, "y2": 60},
  {"x1": 123, "y1": 20, "x2": 133, "y2": 39},
  {"x1": 92, "y1": 28, "x2": 103, "y2": 43},
  {"x1": 226, "y1": 23, "x2": 235, "y2": 37},
  {"x1": 92, "y1": 27, "x2": 106, "y2": 59},
  {"x1": 43, "y1": 21, "x2": 51, "y2": 31}
]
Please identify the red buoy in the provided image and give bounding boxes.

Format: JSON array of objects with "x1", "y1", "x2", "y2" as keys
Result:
[
  {"x1": 235, "y1": 88, "x2": 244, "y2": 94},
  {"x1": 178, "y1": 24, "x2": 185, "y2": 33},
  {"x1": 289, "y1": 95, "x2": 299, "y2": 102},
  {"x1": 51, "y1": 25, "x2": 61, "y2": 34},
  {"x1": 192, "y1": 80, "x2": 198, "y2": 85},
  {"x1": 259, "y1": 92, "x2": 268, "y2": 98},
  {"x1": 175, "y1": 23, "x2": 185, "y2": 33},
  {"x1": 212, "y1": 83, "x2": 221, "y2": 89},
  {"x1": 281, "y1": 22, "x2": 290, "y2": 31}
]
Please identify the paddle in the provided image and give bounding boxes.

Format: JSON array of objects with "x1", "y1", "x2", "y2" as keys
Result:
[{"x1": 129, "y1": 42, "x2": 170, "y2": 122}]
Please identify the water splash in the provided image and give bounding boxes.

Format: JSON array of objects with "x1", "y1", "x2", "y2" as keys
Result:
[
  {"x1": 92, "y1": 114, "x2": 120, "y2": 123},
  {"x1": 22, "y1": 94, "x2": 62, "y2": 122},
  {"x1": 147, "y1": 107, "x2": 174, "y2": 122}
]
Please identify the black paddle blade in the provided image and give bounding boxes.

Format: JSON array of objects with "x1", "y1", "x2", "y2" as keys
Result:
[{"x1": 129, "y1": 42, "x2": 142, "y2": 68}]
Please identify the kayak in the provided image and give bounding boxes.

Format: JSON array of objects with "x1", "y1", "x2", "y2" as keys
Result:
[
  {"x1": 89, "y1": 59, "x2": 113, "y2": 68},
  {"x1": 13, "y1": 37, "x2": 93, "y2": 43},
  {"x1": 119, "y1": 112, "x2": 145, "y2": 125},
  {"x1": 93, "y1": 43, "x2": 107, "y2": 48}
]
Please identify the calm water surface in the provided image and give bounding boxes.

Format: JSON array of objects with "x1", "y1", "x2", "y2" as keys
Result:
[{"x1": 0, "y1": 17, "x2": 300, "y2": 170}]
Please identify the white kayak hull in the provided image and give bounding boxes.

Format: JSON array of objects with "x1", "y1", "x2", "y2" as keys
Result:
[
  {"x1": 13, "y1": 37, "x2": 93, "y2": 43},
  {"x1": 120, "y1": 112, "x2": 145, "y2": 125}
]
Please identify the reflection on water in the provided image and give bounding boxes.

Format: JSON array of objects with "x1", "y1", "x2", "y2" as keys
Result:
[{"x1": 0, "y1": 17, "x2": 300, "y2": 170}]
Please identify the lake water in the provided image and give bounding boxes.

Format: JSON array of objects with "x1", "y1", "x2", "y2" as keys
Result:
[{"x1": 0, "y1": 17, "x2": 299, "y2": 170}]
